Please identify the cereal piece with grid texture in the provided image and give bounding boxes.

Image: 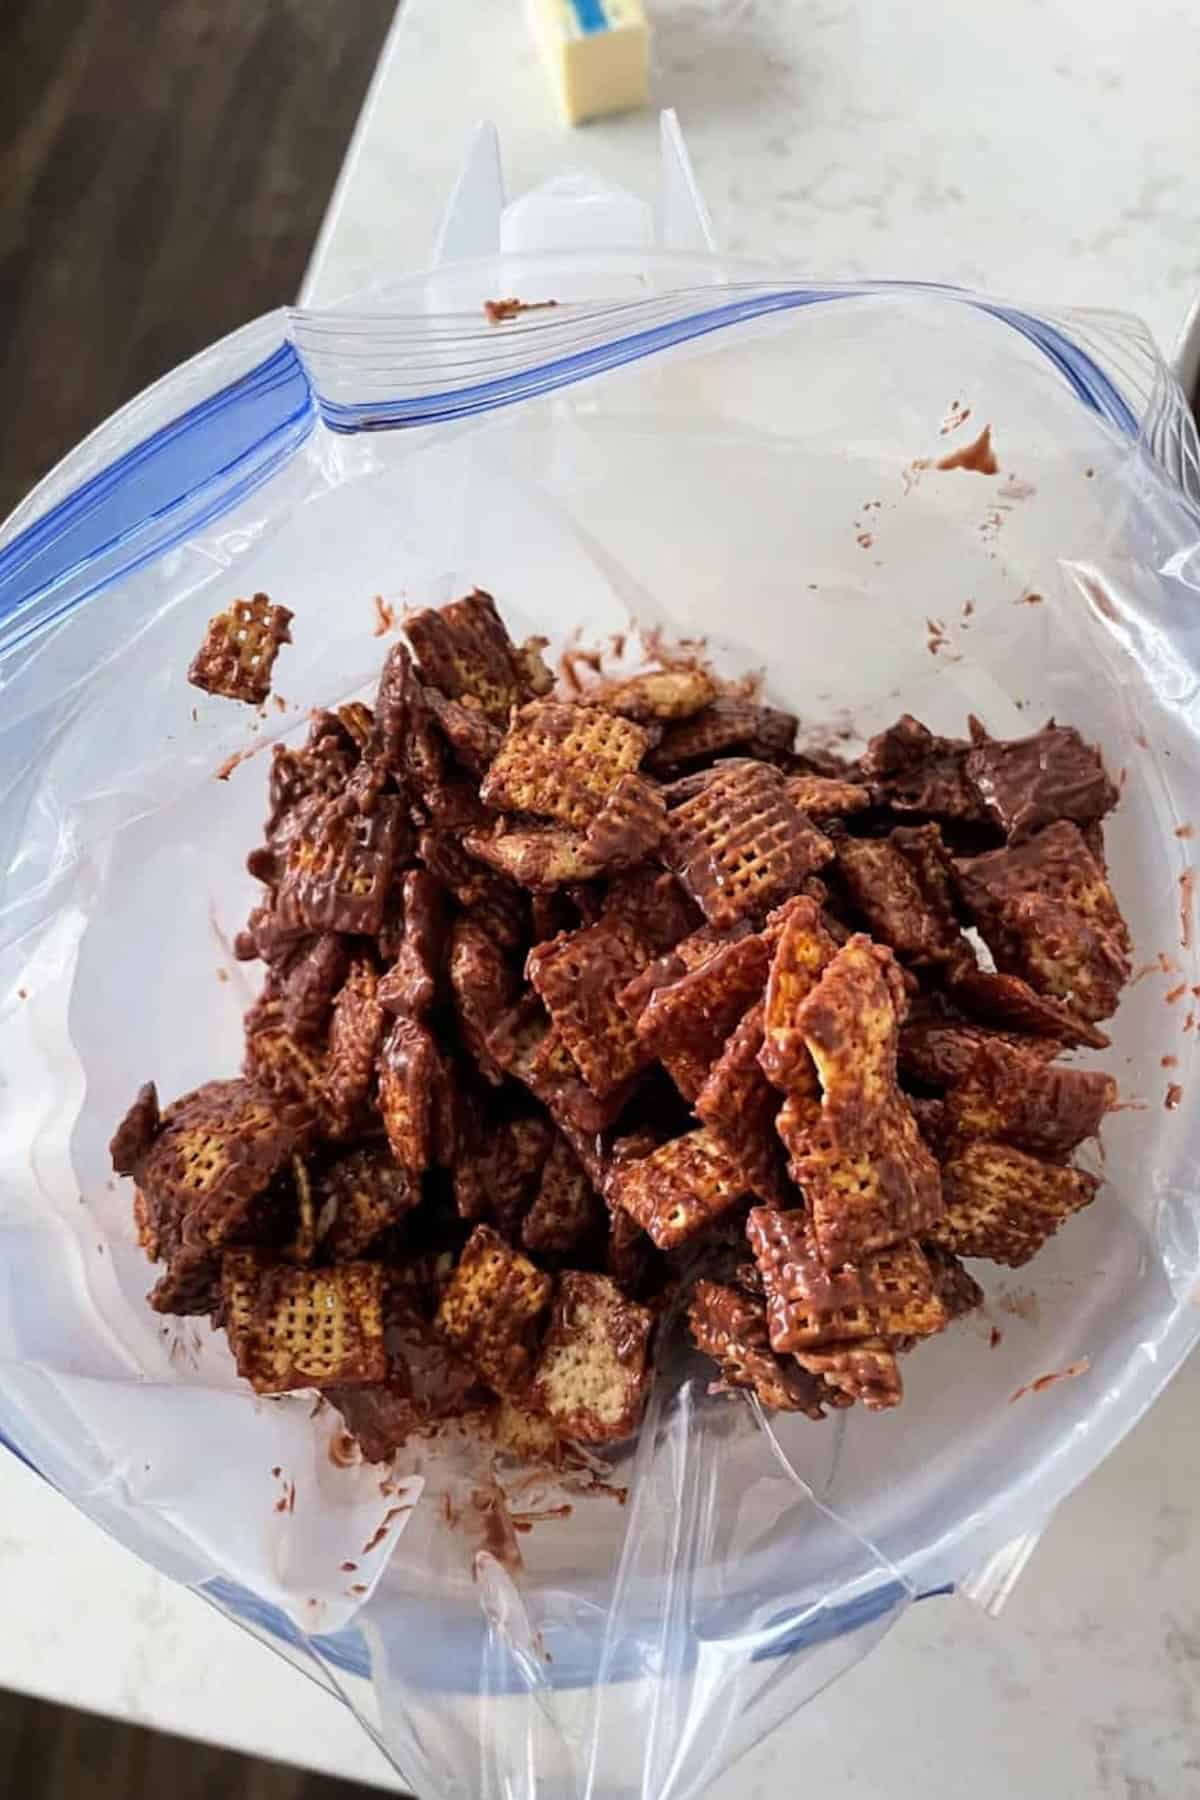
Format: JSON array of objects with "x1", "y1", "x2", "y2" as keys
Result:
[
  {"x1": 965, "y1": 723, "x2": 1118, "y2": 844},
  {"x1": 423, "y1": 685, "x2": 503, "y2": 775},
  {"x1": 243, "y1": 992, "x2": 331, "y2": 1127},
  {"x1": 635, "y1": 932, "x2": 773, "y2": 1101},
  {"x1": 794, "y1": 1338, "x2": 903, "y2": 1411},
  {"x1": 317, "y1": 1146, "x2": 419, "y2": 1261},
  {"x1": 490, "y1": 1397, "x2": 565, "y2": 1464},
  {"x1": 859, "y1": 714, "x2": 984, "y2": 823},
  {"x1": 405, "y1": 589, "x2": 533, "y2": 723},
  {"x1": 529, "y1": 1273, "x2": 653, "y2": 1443},
  {"x1": 326, "y1": 1290, "x2": 488, "y2": 1460},
  {"x1": 834, "y1": 827, "x2": 968, "y2": 970},
  {"x1": 276, "y1": 935, "x2": 350, "y2": 1040},
  {"x1": 692, "y1": 1002, "x2": 788, "y2": 1204},
  {"x1": 666, "y1": 760, "x2": 834, "y2": 932},
  {"x1": 378, "y1": 1016, "x2": 451, "y2": 1172},
  {"x1": 435, "y1": 1225, "x2": 554, "y2": 1397},
  {"x1": 522, "y1": 1134, "x2": 603, "y2": 1255},
  {"x1": 946, "y1": 966, "x2": 1110, "y2": 1050},
  {"x1": 324, "y1": 960, "x2": 385, "y2": 1137},
  {"x1": 121, "y1": 1078, "x2": 308, "y2": 1271},
  {"x1": 417, "y1": 828, "x2": 527, "y2": 949},
  {"x1": 688, "y1": 1279, "x2": 847, "y2": 1417},
  {"x1": 925, "y1": 1140, "x2": 1099, "y2": 1266},
  {"x1": 222, "y1": 1251, "x2": 386, "y2": 1393},
  {"x1": 263, "y1": 732, "x2": 356, "y2": 854},
  {"x1": 527, "y1": 917, "x2": 653, "y2": 1098},
  {"x1": 604, "y1": 868, "x2": 701, "y2": 951},
  {"x1": 898, "y1": 1020, "x2": 1061, "y2": 1088},
  {"x1": 759, "y1": 895, "x2": 841, "y2": 1091},
  {"x1": 943, "y1": 1039, "x2": 1116, "y2": 1160},
  {"x1": 955, "y1": 822, "x2": 1132, "y2": 1022},
  {"x1": 487, "y1": 1114, "x2": 557, "y2": 1236},
  {"x1": 148, "y1": 1246, "x2": 222, "y2": 1318},
  {"x1": 276, "y1": 793, "x2": 408, "y2": 938},
  {"x1": 465, "y1": 820, "x2": 602, "y2": 889},
  {"x1": 601, "y1": 667, "x2": 718, "y2": 722},
  {"x1": 746, "y1": 1208, "x2": 947, "y2": 1352},
  {"x1": 448, "y1": 916, "x2": 518, "y2": 1084},
  {"x1": 785, "y1": 937, "x2": 944, "y2": 1265},
  {"x1": 649, "y1": 698, "x2": 797, "y2": 772},
  {"x1": 923, "y1": 1244, "x2": 985, "y2": 1321},
  {"x1": 481, "y1": 702, "x2": 652, "y2": 828},
  {"x1": 188, "y1": 594, "x2": 292, "y2": 704},
  {"x1": 784, "y1": 774, "x2": 872, "y2": 819},
  {"x1": 606, "y1": 1128, "x2": 748, "y2": 1250},
  {"x1": 582, "y1": 773, "x2": 668, "y2": 872},
  {"x1": 110, "y1": 1082, "x2": 162, "y2": 1179}
]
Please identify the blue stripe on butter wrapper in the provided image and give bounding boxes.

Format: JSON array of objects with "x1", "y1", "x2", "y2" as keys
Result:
[{"x1": 569, "y1": 0, "x2": 608, "y2": 34}]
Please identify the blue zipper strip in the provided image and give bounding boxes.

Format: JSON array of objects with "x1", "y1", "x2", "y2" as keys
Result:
[
  {"x1": 0, "y1": 341, "x2": 314, "y2": 648},
  {"x1": 0, "y1": 286, "x2": 1141, "y2": 652}
]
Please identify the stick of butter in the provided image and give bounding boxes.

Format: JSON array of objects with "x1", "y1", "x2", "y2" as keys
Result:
[{"x1": 528, "y1": 0, "x2": 650, "y2": 126}]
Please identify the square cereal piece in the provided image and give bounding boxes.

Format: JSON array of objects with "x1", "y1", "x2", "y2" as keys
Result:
[
  {"x1": 955, "y1": 821, "x2": 1131, "y2": 1022},
  {"x1": 759, "y1": 896, "x2": 840, "y2": 1090},
  {"x1": 746, "y1": 1208, "x2": 947, "y2": 1352},
  {"x1": 601, "y1": 667, "x2": 718, "y2": 722},
  {"x1": 481, "y1": 702, "x2": 651, "y2": 828},
  {"x1": 688, "y1": 1279, "x2": 847, "y2": 1416},
  {"x1": 487, "y1": 1114, "x2": 557, "y2": 1236},
  {"x1": 925, "y1": 1139, "x2": 1099, "y2": 1267},
  {"x1": 188, "y1": 594, "x2": 292, "y2": 704},
  {"x1": 946, "y1": 966, "x2": 1110, "y2": 1051},
  {"x1": 276, "y1": 934, "x2": 350, "y2": 1040},
  {"x1": 324, "y1": 959, "x2": 385, "y2": 1137},
  {"x1": 419, "y1": 828, "x2": 528, "y2": 947},
  {"x1": 606, "y1": 1128, "x2": 748, "y2": 1250},
  {"x1": 604, "y1": 867, "x2": 701, "y2": 951},
  {"x1": 405, "y1": 589, "x2": 529, "y2": 723},
  {"x1": 522, "y1": 1135, "x2": 602, "y2": 1254},
  {"x1": 788, "y1": 1099, "x2": 943, "y2": 1268},
  {"x1": 859, "y1": 714, "x2": 983, "y2": 822},
  {"x1": 527, "y1": 916, "x2": 653, "y2": 1098},
  {"x1": 123, "y1": 1078, "x2": 305, "y2": 1264},
  {"x1": 435, "y1": 1224, "x2": 553, "y2": 1396},
  {"x1": 965, "y1": 723, "x2": 1117, "y2": 843},
  {"x1": 834, "y1": 827, "x2": 967, "y2": 969},
  {"x1": 694, "y1": 1001, "x2": 788, "y2": 1204},
  {"x1": 944, "y1": 1039, "x2": 1116, "y2": 1160},
  {"x1": 423, "y1": 684, "x2": 503, "y2": 775},
  {"x1": 582, "y1": 773, "x2": 668, "y2": 872},
  {"x1": 649, "y1": 697, "x2": 797, "y2": 771},
  {"x1": 529, "y1": 1272, "x2": 653, "y2": 1443},
  {"x1": 465, "y1": 820, "x2": 602, "y2": 889},
  {"x1": 793, "y1": 935, "x2": 910, "y2": 1147},
  {"x1": 317, "y1": 1146, "x2": 419, "y2": 1261},
  {"x1": 666, "y1": 760, "x2": 834, "y2": 931},
  {"x1": 924, "y1": 1244, "x2": 985, "y2": 1321},
  {"x1": 635, "y1": 931, "x2": 772, "y2": 1100},
  {"x1": 222, "y1": 1251, "x2": 386, "y2": 1393},
  {"x1": 898, "y1": 1020, "x2": 1061, "y2": 1087},
  {"x1": 276, "y1": 793, "x2": 408, "y2": 938},
  {"x1": 794, "y1": 1338, "x2": 903, "y2": 1411},
  {"x1": 243, "y1": 993, "x2": 331, "y2": 1126},
  {"x1": 378, "y1": 1016, "x2": 452, "y2": 1171},
  {"x1": 448, "y1": 915, "x2": 518, "y2": 1083},
  {"x1": 785, "y1": 774, "x2": 872, "y2": 819}
]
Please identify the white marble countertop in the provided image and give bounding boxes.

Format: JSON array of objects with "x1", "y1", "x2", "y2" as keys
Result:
[{"x1": 5, "y1": 1, "x2": 1200, "y2": 1794}]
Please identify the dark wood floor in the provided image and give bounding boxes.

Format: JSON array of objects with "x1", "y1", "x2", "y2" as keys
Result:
[
  {"x1": 1, "y1": 0, "x2": 395, "y2": 521},
  {"x1": 1, "y1": 0, "x2": 401, "y2": 1789}
]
